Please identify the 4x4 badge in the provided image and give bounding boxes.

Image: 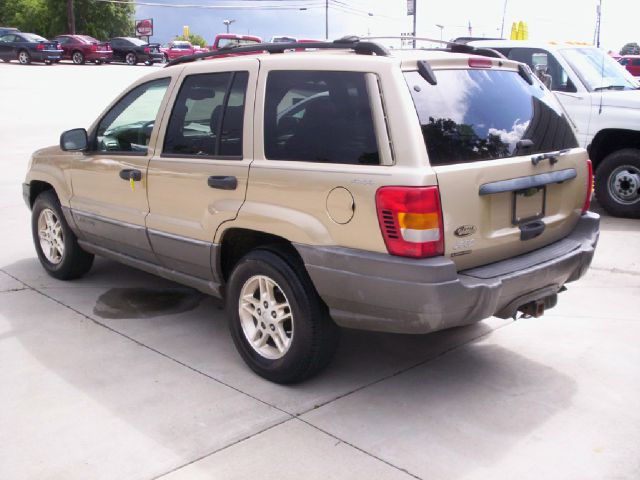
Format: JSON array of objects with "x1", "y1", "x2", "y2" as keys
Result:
[{"x1": 454, "y1": 225, "x2": 477, "y2": 237}]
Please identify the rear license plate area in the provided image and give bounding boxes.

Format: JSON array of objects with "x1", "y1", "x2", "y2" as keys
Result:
[{"x1": 512, "y1": 186, "x2": 546, "y2": 224}]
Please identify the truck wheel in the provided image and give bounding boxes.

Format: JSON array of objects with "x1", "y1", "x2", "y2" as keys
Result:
[
  {"x1": 595, "y1": 149, "x2": 640, "y2": 218},
  {"x1": 31, "y1": 191, "x2": 94, "y2": 280},
  {"x1": 72, "y1": 51, "x2": 85, "y2": 64},
  {"x1": 226, "y1": 248, "x2": 339, "y2": 383}
]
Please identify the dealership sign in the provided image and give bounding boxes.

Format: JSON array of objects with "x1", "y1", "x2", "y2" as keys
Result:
[{"x1": 135, "y1": 18, "x2": 153, "y2": 37}]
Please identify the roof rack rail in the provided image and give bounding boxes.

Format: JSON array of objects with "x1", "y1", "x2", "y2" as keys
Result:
[
  {"x1": 360, "y1": 36, "x2": 506, "y2": 60},
  {"x1": 165, "y1": 36, "x2": 390, "y2": 67}
]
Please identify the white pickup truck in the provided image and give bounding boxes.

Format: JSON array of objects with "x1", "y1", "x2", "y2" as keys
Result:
[{"x1": 469, "y1": 40, "x2": 640, "y2": 218}]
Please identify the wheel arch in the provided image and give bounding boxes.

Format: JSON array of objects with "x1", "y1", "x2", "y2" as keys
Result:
[
  {"x1": 28, "y1": 180, "x2": 56, "y2": 208},
  {"x1": 588, "y1": 129, "x2": 640, "y2": 171},
  {"x1": 217, "y1": 228, "x2": 307, "y2": 285}
]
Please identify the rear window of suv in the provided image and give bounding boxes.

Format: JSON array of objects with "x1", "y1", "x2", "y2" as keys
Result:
[{"x1": 405, "y1": 68, "x2": 578, "y2": 166}]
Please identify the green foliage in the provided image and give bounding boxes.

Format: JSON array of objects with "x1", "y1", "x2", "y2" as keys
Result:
[
  {"x1": 0, "y1": 0, "x2": 135, "y2": 40},
  {"x1": 175, "y1": 33, "x2": 208, "y2": 48},
  {"x1": 620, "y1": 42, "x2": 640, "y2": 56}
]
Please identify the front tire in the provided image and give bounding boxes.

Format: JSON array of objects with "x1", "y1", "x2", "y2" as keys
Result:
[
  {"x1": 31, "y1": 191, "x2": 94, "y2": 280},
  {"x1": 72, "y1": 50, "x2": 85, "y2": 64},
  {"x1": 226, "y1": 249, "x2": 338, "y2": 383},
  {"x1": 18, "y1": 50, "x2": 31, "y2": 64},
  {"x1": 125, "y1": 52, "x2": 137, "y2": 65},
  {"x1": 594, "y1": 149, "x2": 640, "y2": 218}
]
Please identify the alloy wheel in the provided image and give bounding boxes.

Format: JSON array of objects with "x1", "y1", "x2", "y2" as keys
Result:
[
  {"x1": 37, "y1": 208, "x2": 64, "y2": 264},
  {"x1": 238, "y1": 275, "x2": 294, "y2": 360}
]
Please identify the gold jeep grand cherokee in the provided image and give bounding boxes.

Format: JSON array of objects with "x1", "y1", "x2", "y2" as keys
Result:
[{"x1": 23, "y1": 38, "x2": 599, "y2": 383}]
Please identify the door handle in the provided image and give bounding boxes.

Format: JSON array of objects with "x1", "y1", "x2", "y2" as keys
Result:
[
  {"x1": 207, "y1": 175, "x2": 237, "y2": 190},
  {"x1": 119, "y1": 169, "x2": 142, "y2": 181}
]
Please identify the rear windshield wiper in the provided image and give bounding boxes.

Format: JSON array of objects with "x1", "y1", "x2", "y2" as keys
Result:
[{"x1": 531, "y1": 149, "x2": 572, "y2": 166}]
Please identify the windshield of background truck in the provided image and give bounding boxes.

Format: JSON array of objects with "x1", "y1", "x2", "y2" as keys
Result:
[
  {"x1": 560, "y1": 47, "x2": 639, "y2": 91},
  {"x1": 405, "y1": 68, "x2": 578, "y2": 166},
  {"x1": 217, "y1": 38, "x2": 260, "y2": 48}
]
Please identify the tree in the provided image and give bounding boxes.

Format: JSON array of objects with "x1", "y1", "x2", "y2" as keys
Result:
[
  {"x1": 175, "y1": 33, "x2": 208, "y2": 48},
  {"x1": 0, "y1": 0, "x2": 134, "y2": 40},
  {"x1": 620, "y1": 42, "x2": 640, "y2": 56}
]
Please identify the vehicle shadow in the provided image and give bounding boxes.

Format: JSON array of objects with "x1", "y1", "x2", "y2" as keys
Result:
[{"x1": 1, "y1": 255, "x2": 577, "y2": 479}]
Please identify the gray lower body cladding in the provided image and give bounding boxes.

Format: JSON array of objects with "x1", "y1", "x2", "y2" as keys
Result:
[{"x1": 295, "y1": 212, "x2": 600, "y2": 334}]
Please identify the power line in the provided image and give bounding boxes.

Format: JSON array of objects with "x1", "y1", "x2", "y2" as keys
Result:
[{"x1": 93, "y1": 0, "x2": 326, "y2": 10}]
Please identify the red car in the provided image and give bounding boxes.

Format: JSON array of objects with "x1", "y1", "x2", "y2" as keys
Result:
[
  {"x1": 619, "y1": 55, "x2": 640, "y2": 77},
  {"x1": 54, "y1": 34, "x2": 112, "y2": 64},
  {"x1": 160, "y1": 40, "x2": 206, "y2": 62}
]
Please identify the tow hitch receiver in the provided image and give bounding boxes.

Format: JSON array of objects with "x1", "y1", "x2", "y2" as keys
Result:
[{"x1": 518, "y1": 299, "x2": 546, "y2": 318}]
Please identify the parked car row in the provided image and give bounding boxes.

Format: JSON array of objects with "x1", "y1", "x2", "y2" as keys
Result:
[
  {"x1": 0, "y1": 27, "x2": 165, "y2": 66},
  {"x1": 0, "y1": 28, "x2": 327, "y2": 66}
]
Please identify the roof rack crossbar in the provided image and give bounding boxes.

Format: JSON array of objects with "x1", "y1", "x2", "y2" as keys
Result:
[
  {"x1": 360, "y1": 36, "x2": 506, "y2": 60},
  {"x1": 166, "y1": 37, "x2": 390, "y2": 67}
]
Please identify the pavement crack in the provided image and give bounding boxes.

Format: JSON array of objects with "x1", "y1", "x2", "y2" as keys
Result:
[
  {"x1": 151, "y1": 418, "x2": 294, "y2": 480},
  {"x1": 590, "y1": 266, "x2": 640, "y2": 276}
]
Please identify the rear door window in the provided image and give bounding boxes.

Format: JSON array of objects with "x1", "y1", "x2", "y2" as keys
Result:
[
  {"x1": 264, "y1": 71, "x2": 379, "y2": 165},
  {"x1": 163, "y1": 71, "x2": 248, "y2": 158},
  {"x1": 405, "y1": 68, "x2": 578, "y2": 166}
]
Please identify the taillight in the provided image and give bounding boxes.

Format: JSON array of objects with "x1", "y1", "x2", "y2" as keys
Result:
[
  {"x1": 36, "y1": 43, "x2": 44, "y2": 51},
  {"x1": 106, "y1": 43, "x2": 111, "y2": 51},
  {"x1": 376, "y1": 186, "x2": 444, "y2": 258},
  {"x1": 91, "y1": 44, "x2": 98, "y2": 52},
  {"x1": 144, "y1": 47, "x2": 151, "y2": 53},
  {"x1": 582, "y1": 159, "x2": 593, "y2": 214},
  {"x1": 468, "y1": 58, "x2": 492, "y2": 68}
]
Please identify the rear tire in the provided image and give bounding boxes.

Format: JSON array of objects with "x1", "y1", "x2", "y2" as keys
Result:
[
  {"x1": 125, "y1": 52, "x2": 137, "y2": 65},
  {"x1": 17, "y1": 50, "x2": 31, "y2": 64},
  {"x1": 31, "y1": 191, "x2": 94, "y2": 280},
  {"x1": 72, "y1": 50, "x2": 85, "y2": 64},
  {"x1": 226, "y1": 248, "x2": 339, "y2": 383},
  {"x1": 594, "y1": 149, "x2": 640, "y2": 218}
]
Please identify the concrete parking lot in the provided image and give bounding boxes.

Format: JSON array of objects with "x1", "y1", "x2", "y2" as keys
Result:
[{"x1": 1, "y1": 61, "x2": 639, "y2": 480}]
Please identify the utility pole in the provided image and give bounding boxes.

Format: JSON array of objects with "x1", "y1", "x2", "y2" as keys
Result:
[
  {"x1": 594, "y1": 0, "x2": 602, "y2": 48},
  {"x1": 67, "y1": 0, "x2": 76, "y2": 34},
  {"x1": 412, "y1": 0, "x2": 417, "y2": 48},
  {"x1": 325, "y1": 0, "x2": 329, "y2": 40},
  {"x1": 500, "y1": 0, "x2": 508, "y2": 38}
]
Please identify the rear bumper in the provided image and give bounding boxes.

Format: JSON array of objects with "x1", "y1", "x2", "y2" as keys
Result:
[
  {"x1": 32, "y1": 50, "x2": 62, "y2": 62},
  {"x1": 295, "y1": 212, "x2": 600, "y2": 334},
  {"x1": 86, "y1": 51, "x2": 113, "y2": 61},
  {"x1": 145, "y1": 53, "x2": 164, "y2": 63}
]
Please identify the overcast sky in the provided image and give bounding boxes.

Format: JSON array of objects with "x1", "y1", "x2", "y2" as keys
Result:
[{"x1": 136, "y1": 0, "x2": 638, "y2": 52}]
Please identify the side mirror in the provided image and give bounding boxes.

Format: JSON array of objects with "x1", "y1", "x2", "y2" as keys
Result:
[{"x1": 60, "y1": 128, "x2": 88, "y2": 151}]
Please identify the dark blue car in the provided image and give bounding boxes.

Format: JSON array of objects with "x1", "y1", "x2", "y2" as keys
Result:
[{"x1": 0, "y1": 32, "x2": 62, "y2": 64}]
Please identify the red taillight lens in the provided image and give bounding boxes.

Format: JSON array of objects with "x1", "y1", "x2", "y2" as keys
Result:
[
  {"x1": 468, "y1": 58, "x2": 493, "y2": 68},
  {"x1": 582, "y1": 159, "x2": 593, "y2": 214},
  {"x1": 376, "y1": 186, "x2": 444, "y2": 258},
  {"x1": 91, "y1": 44, "x2": 98, "y2": 52},
  {"x1": 36, "y1": 43, "x2": 44, "y2": 51},
  {"x1": 144, "y1": 47, "x2": 151, "y2": 53}
]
